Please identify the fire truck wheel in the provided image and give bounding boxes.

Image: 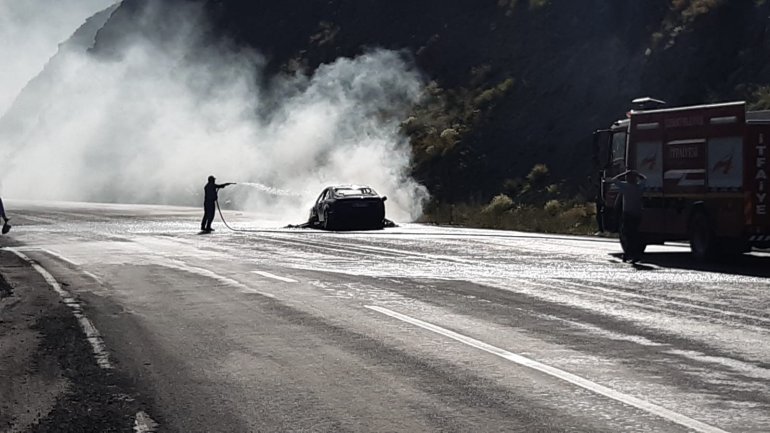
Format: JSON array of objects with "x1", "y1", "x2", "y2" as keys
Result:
[
  {"x1": 689, "y1": 212, "x2": 717, "y2": 261},
  {"x1": 618, "y1": 215, "x2": 645, "y2": 259}
]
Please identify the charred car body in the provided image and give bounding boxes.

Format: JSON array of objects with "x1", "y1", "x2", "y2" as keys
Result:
[{"x1": 308, "y1": 185, "x2": 388, "y2": 230}]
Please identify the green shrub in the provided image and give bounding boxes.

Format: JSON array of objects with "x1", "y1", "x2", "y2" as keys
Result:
[
  {"x1": 483, "y1": 194, "x2": 514, "y2": 215},
  {"x1": 526, "y1": 163, "x2": 550, "y2": 188},
  {"x1": 674, "y1": 0, "x2": 727, "y2": 22},
  {"x1": 529, "y1": 0, "x2": 551, "y2": 9},
  {"x1": 421, "y1": 198, "x2": 598, "y2": 235},
  {"x1": 749, "y1": 86, "x2": 770, "y2": 111},
  {"x1": 544, "y1": 199, "x2": 562, "y2": 216},
  {"x1": 439, "y1": 128, "x2": 461, "y2": 145},
  {"x1": 502, "y1": 178, "x2": 525, "y2": 196},
  {"x1": 474, "y1": 78, "x2": 515, "y2": 107}
]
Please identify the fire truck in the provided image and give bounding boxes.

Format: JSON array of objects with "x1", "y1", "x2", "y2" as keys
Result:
[{"x1": 593, "y1": 98, "x2": 770, "y2": 260}]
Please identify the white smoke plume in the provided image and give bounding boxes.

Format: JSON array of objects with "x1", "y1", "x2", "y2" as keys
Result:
[
  {"x1": 0, "y1": 0, "x2": 117, "y2": 116},
  {"x1": 0, "y1": 1, "x2": 429, "y2": 223}
]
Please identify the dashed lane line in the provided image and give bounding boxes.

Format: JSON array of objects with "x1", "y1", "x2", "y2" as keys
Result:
[
  {"x1": 160, "y1": 260, "x2": 276, "y2": 299},
  {"x1": 251, "y1": 270, "x2": 298, "y2": 283},
  {"x1": 366, "y1": 305, "x2": 729, "y2": 433},
  {"x1": 265, "y1": 235, "x2": 767, "y2": 326}
]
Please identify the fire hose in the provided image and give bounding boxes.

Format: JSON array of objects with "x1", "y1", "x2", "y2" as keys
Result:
[{"x1": 215, "y1": 199, "x2": 282, "y2": 233}]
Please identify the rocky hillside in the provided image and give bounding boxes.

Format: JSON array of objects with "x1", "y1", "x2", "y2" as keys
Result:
[{"x1": 6, "y1": 0, "x2": 770, "y2": 206}]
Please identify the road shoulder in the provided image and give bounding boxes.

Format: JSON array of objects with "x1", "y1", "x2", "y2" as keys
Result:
[{"x1": 0, "y1": 249, "x2": 149, "y2": 432}]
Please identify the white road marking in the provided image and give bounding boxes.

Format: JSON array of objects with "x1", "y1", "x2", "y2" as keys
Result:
[
  {"x1": 366, "y1": 305, "x2": 729, "y2": 433},
  {"x1": 38, "y1": 248, "x2": 81, "y2": 267},
  {"x1": 82, "y1": 270, "x2": 105, "y2": 284},
  {"x1": 36, "y1": 248, "x2": 106, "y2": 284},
  {"x1": 6, "y1": 248, "x2": 113, "y2": 369},
  {"x1": 251, "y1": 271, "x2": 298, "y2": 283},
  {"x1": 160, "y1": 260, "x2": 276, "y2": 299},
  {"x1": 133, "y1": 411, "x2": 159, "y2": 433}
]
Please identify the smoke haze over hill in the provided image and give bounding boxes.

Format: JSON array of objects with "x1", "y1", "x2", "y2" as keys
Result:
[
  {"x1": 0, "y1": 0, "x2": 116, "y2": 116},
  {"x1": 3, "y1": 0, "x2": 770, "y2": 218},
  {"x1": 0, "y1": 1, "x2": 429, "y2": 222}
]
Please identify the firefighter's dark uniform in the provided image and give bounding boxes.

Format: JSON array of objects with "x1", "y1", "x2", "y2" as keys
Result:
[{"x1": 201, "y1": 179, "x2": 227, "y2": 232}]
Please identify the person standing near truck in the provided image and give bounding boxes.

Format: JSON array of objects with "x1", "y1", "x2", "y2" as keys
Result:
[
  {"x1": 0, "y1": 196, "x2": 10, "y2": 234},
  {"x1": 604, "y1": 170, "x2": 647, "y2": 262}
]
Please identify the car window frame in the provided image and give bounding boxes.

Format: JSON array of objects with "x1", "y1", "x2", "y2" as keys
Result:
[
  {"x1": 333, "y1": 187, "x2": 377, "y2": 197},
  {"x1": 316, "y1": 189, "x2": 328, "y2": 205}
]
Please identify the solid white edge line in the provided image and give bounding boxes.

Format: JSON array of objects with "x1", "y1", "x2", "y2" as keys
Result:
[
  {"x1": 82, "y1": 270, "x2": 105, "y2": 284},
  {"x1": 365, "y1": 305, "x2": 729, "y2": 433},
  {"x1": 6, "y1": 248, "x2": 113, "y2": 369},
  {"x1": 38, "y1": 248, "x2": 80, "y2": 267},
  {"x1": 251, "y1": 270, "x2": 298, "y2": 283},
  {"x1": 37, "y1": 248, "x2": 106, "y2": 284}
]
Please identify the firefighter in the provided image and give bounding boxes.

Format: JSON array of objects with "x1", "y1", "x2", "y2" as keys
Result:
[
  {"x1": 201, "y1": 176, "x2": 234, "y2": 233},
  {"x1": 605, "y1": 170, "x2": 647, "y2": 263}
]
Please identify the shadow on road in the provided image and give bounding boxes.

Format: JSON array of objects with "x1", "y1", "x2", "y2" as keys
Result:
[{"x1": 611, "y1": 252, "x2": 770, "y2": 278}]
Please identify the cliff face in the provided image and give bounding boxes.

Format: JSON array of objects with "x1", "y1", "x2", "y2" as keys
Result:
[{"x1": 5, "y1": 0, "x2": 770, "y2": 205}]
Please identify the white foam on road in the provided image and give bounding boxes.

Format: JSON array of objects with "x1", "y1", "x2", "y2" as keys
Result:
[
  {"x1": 366, "y1": 305, "x2": 729, "y2": 433},
  {"x1": 251, "y1": 270, "x2": 298, "y2": 283},
  {"x1": 556, "y1": 279, "x2": 770, "y2": 326},
  {"x1": 534, "y1": 313, "x2": 667, "y2": 347},
  {"x1": 160, "y1": 260, "x2": 276, "y2": 299},
  {"x1": 665, "y1": 349, "x2": 770, "y2": 381},
  {"x1": 36, "y1": 247, "x2": 107, "y2": 284},
  {"x1": 133, "y1": 411, "x2": 159, "y2": 433},
  {"x1": 5, "y1": 247, "x2": 113, "y2": 369}
]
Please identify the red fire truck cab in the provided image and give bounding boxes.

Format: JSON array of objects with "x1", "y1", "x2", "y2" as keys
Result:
[{"x1": 594, "y1": 98, "x2": 770, "y2": 260}]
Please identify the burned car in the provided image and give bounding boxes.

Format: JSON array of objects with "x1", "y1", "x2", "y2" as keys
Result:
[{"x1": 308, "y1": 185, "x2": 387, "y2": 230}]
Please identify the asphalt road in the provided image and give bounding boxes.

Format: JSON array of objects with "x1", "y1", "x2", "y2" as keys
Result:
[{"x1": 1, "y1": 200, "x2": 769, "y2": 433}]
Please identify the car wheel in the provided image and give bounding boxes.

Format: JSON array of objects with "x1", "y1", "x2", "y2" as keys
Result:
[
  {"x1": 323, "y1": 209, "x2": 335, "y2": 231},
  {"x1": 690, "y1": 211, "x2": 717, "y2": 261}
]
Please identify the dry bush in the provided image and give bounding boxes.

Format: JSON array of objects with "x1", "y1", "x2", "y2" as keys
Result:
[
  {"x1": 422, "y1": 199, "x2": 597, "y2": 235},
  {"x1": 483, "y1": 194, "x2": 514, "y2": 215},
  {"x1": 544, "y1": 199, "x2": 562, "y2": 216},
  {"x1": 749, "y1": 86, "x2": 770, "y2": 111}
]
